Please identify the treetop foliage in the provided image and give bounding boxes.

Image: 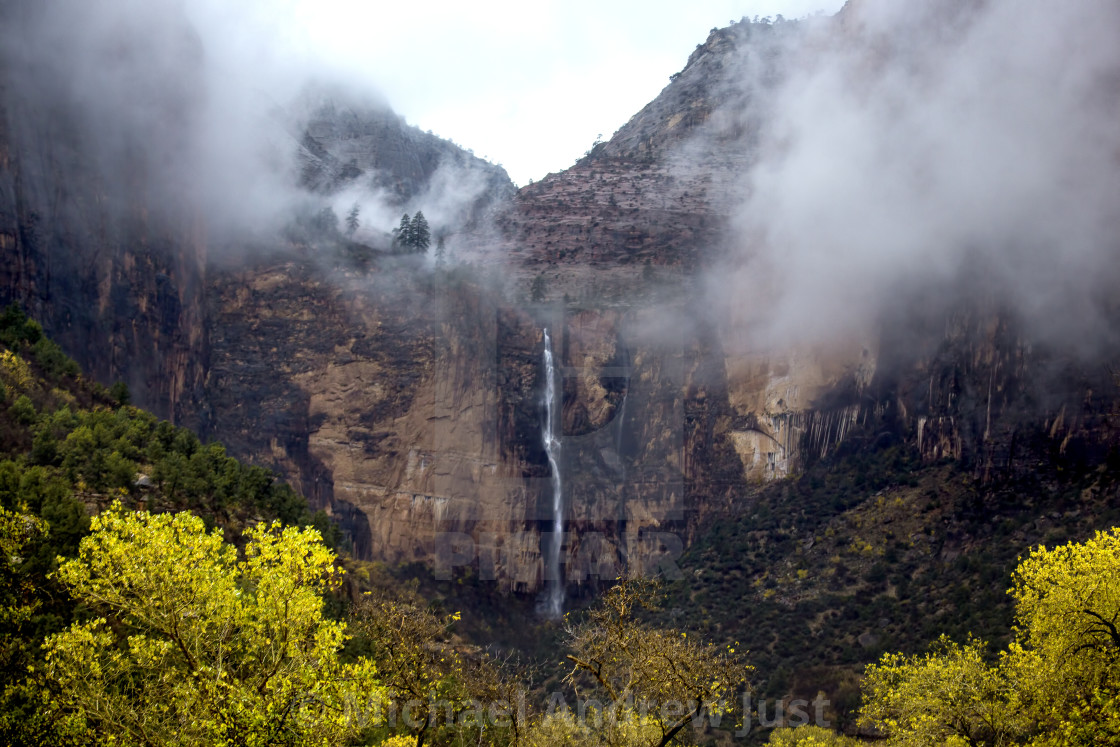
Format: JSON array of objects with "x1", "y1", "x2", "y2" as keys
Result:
[
  {"x1": 860, "y1": 635, "x2": 1026, "y2": 746},
  {"x1": 351, "y1": 586, "x2": 525, "y2": 746},
  {"x1": 0, "y1": 304, "x2": 80, "y2": 381},
  {"x1": 392, "y1": 211, "x2": 431, "y2": 254},
  {"x1": 562, "y1": 577, "x2": 753, "y2": 747},
  {"x1": 346, "y1": 203, "x2": 361, "y2": 237},
  {"x1": 860, "y1": 528, "x2": 1120, "y2": 745},
  {"x1": 0, "y1": 309, "x2": 343, "y2": 745},
  {"x1": 765, "y1": 725, "x2": 860, "y2": 746},
  {"x1": 46, "y1": 503, "x2": 378, "y2": 746}
]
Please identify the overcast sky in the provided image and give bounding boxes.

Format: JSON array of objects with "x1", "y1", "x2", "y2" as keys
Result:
[{"x1": 191, "y1": 0, "x2": 846, "y2": 186}]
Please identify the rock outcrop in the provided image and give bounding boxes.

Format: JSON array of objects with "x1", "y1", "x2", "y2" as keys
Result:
[{"x1": 297, "y1": 95, "x2": 515, "y2": 223}]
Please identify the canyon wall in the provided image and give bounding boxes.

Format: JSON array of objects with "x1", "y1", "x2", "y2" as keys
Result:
[
  {"x1": 1, "y1": 3, "x2": 1117, "y2": 599},
  {"x1": 0, "y1": 1, "x2": 209, "y2": 425}
]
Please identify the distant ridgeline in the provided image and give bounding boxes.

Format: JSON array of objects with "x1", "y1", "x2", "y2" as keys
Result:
[{"x1": 0, "y1": 304, "x2": 340, "y2": 740}]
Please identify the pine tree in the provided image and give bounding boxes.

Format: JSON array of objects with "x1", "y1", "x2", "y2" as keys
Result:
[
  {"x1": 345, "y1": 203, "x2": 360, "y2": 237},
  {"x1": 410, "y1": 211, "x2": 431, "y2": 254},
  {"x1": 313, "y1": 206, "x2": 339, "y2": 237},
  {"x1": 434, "y1": 235, "x2": 447, "y2": 267},
  {"x1": 393, "y1": 213, "x2": 411, "y2": 252}
]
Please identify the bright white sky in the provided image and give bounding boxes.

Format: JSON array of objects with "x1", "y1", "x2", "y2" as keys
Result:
[{"x1": 216, "y1": 0, "x2": 847, "y2": 186}]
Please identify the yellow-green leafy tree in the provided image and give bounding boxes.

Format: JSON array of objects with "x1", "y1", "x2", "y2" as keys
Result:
[
  {"x1": 555, "y1": 577, "x2": 752, "y2": 747},
  {"x1": 764, "y1": 724, "x2": 861, "y2": 746},
  {"x1": 859, "y1": 635, "x2": 1027, "y2": 746},
  {"x1": 860, "y1": 527, "x2": 1120, "y2": 746},
  {"x1": 0, "y1": 507, "x2": 83, "y2": 744},
  {"x1": 525, "y1": 707, "x2": 662, "y2": 747},
  {"x1": 1004, "y1": 527, "x2": 1120, "y2": 745},
  {"x1": 45, "y1": 503, "x2": 379, "y2": 746},
  {"x1": 351, "y1": 587, "x2": 525, "y2": 747},
  {"x1": 0, "y1": 507, "x2": 47, "y2": 646}
]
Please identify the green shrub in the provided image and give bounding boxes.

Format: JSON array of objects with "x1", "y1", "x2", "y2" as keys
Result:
[
  {"x1": 108, "y1": 380, "x2": 130, "y2": 406},
  {"x1": 10, "y1": 394, "x2": 35, "y2": 424},
  {"x1": 30, "y1": 337, "x2": 79, "y2": 378}
]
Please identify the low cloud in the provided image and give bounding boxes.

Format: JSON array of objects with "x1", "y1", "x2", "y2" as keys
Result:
[
  {"x1": 708, "y1": 0, "x2": 1120, "y2": 355},
  {"x1": 0, "y1": 0, "x2": 505, "y2": 255}
]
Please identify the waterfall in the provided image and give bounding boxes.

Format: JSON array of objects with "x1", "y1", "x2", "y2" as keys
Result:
[{"x1": 542, "y1": 328, "x2": 565, "y2": 618}]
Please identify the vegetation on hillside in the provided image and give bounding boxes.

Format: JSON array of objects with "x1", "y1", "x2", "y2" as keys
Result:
[
  {"x1": 856, "y1": 527, "x2": 1120, "y2": 744},
  {"x1": 21, "y1": 496, "x2": 1120, "y2": 746},
  {"x1": 45, "y1": 505, "x2": 375, "y2": 745},
  {"x1": 660, "y1": 432, "x2": 1120, "y2": 732},
  {"x1": 0, "y1": 306, "x2": 339, "y2": 744}
]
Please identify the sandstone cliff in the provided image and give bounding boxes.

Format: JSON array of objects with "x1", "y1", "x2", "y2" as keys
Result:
[{"x1": 0, "y1": 0, "x2": 209, "y2": 426}]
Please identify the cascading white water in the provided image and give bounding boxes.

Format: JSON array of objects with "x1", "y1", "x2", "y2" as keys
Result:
[{"x1": 542, "y1": 328, "x2": 564, "y2": 618}]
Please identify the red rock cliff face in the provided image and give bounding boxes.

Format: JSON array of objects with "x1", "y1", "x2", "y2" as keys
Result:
[
  {"x1": 0, "y1": 3, "x2": 209, "y2": 425},
  {"x1": 205, "y1": 256, "x2": 553, "y2": 582},
  {"x1": 203, "y1": 246, "x2": 1119, "y2": 593}
]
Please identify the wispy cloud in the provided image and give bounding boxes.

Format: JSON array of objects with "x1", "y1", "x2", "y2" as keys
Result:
[{"x1": 709, "y1": 0, "x2": 1120, "y2": 354}]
